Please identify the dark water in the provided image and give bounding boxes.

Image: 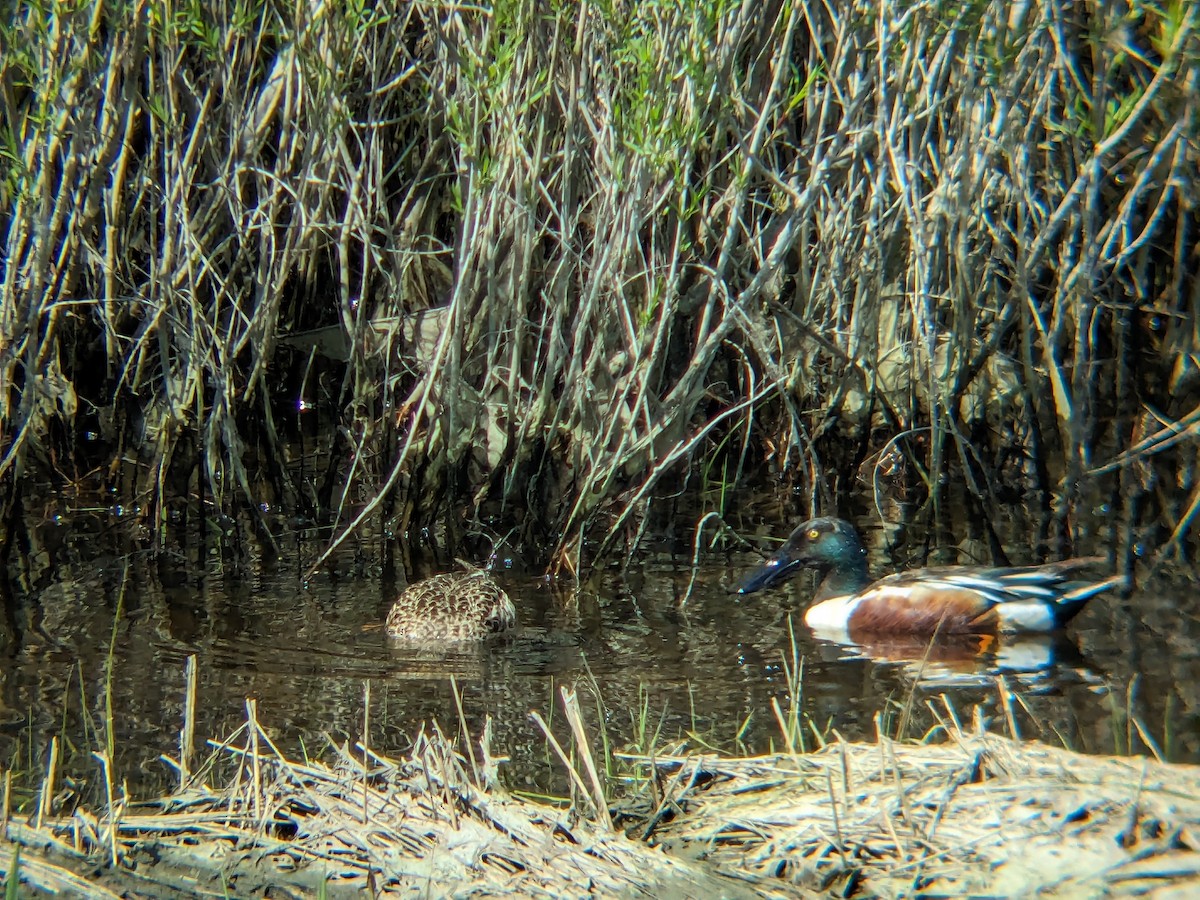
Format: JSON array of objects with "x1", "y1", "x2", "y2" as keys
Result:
[{"x1": 2, "y1": 493, "x2": 1197, "y2": 811}]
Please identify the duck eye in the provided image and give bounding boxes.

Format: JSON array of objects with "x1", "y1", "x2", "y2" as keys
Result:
[{"x1": 807, "y1": 528, "x2": 820, "y2": 540}]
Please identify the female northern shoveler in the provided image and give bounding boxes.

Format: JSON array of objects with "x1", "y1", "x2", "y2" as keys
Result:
[
  {"x1": 736, "y1": 517, "x2": 1123, "y2": 640},
  {"x1": 386, "y1": 569, "x2": 517, "y2": 642}
]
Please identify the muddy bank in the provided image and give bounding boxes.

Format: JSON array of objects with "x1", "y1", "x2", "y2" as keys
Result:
[
  {"x1": 633, "y1": 726, "x2": 1200, "y2": 897},
  {"x1": 3, "y1": 707, "x2": 1197, "y2": 899}
]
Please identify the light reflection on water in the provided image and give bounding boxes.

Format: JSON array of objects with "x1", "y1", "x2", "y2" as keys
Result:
[{"x1": 1, "y1": 509, "x2": 1197, "y2": 808}]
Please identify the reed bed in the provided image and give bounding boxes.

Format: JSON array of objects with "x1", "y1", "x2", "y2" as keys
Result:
[{"x1": 2, "y1": 0, "x2": 1198, "y2": 571}]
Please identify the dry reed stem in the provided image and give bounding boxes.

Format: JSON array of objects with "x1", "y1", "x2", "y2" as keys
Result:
[
  {"x1": 36, "y1": 735, "x2": 56, "y2": 832},
  {"x1": 179, "y1": 654, "x2": 197, "y2": 789},
  {"x1": 246, "y1": 699, "x2": 262, "y2": 827},
  {"x1": 361, "y1": 679, "x2": 371, "y2": 825},
  {"x1": 559, "y1": 686, "x2": 614, "y2": 833},
  {"x1": 91, "y1": 750, "x2": 118, "y2": 869},
  {"x1": 449, "y1": 675, "x2": 480, "y2": 788},
  {"x1": 770, "y1": 697, "x2": 794, "y2": 756},
  {"x1": 529, "y1": 709, "x2": 595, "y2": 822}
]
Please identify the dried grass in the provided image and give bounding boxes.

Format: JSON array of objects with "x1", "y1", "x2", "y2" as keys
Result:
[
  {"x1": 5, "y1": 699, "x2": 1199, "y2": 898},
  {"x1": 4, "y1": 708, "x2": 780, "y2": 899},
  {"x1": 627, "y1": 711, "x2": 1200, "y2": 897}
]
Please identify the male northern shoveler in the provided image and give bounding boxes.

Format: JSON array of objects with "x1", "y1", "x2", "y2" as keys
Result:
[
  {"x1": 386, "y1": 569, "x2": 517, "y2": 641},
  {"x1": 735, "y1": 517, "x2": 1123, "y2": 641}
]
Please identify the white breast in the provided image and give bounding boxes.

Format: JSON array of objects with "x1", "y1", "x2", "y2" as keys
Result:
[{"x1": 803, "y1": 595, "x2": 863, "y2": 643}]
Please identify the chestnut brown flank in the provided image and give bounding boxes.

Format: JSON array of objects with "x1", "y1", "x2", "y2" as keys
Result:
[{"x1": 847, "y1": 586, "x2": 1001, "y2": 638}]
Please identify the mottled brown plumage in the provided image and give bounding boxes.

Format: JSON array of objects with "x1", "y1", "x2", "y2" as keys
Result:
[{"x1": 385, "y1": 570, "x2": 517, "y2": 642}]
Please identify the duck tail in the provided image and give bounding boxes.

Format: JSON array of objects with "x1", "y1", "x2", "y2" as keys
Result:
[{"x1": 1054, "y1": 573, "x2": 1127, "y2": 624}]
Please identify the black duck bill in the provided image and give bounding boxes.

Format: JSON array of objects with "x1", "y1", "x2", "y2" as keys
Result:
[{"x1": 736, "y1": 549, "x2": 808, "y2": 594}]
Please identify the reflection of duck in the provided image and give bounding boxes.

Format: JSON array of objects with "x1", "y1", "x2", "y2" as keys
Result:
[
  {"x1": 807, "y1": 630, "x2": 1090, "y2": 687},
  {"x1": 736, "y1": 518, "x2": 1124, "y2": 643},
  {"x1": 386, "y1": 569, "x2": 517, "y2": 641}
]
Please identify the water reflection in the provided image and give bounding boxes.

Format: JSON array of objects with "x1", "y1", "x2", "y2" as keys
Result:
[
  {"x1": 0, "y1": 506, "x2": 1197, "y2": 810},
  {"x1": 804, "y1": 631, "x2": 1096, "y2": 688}
]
